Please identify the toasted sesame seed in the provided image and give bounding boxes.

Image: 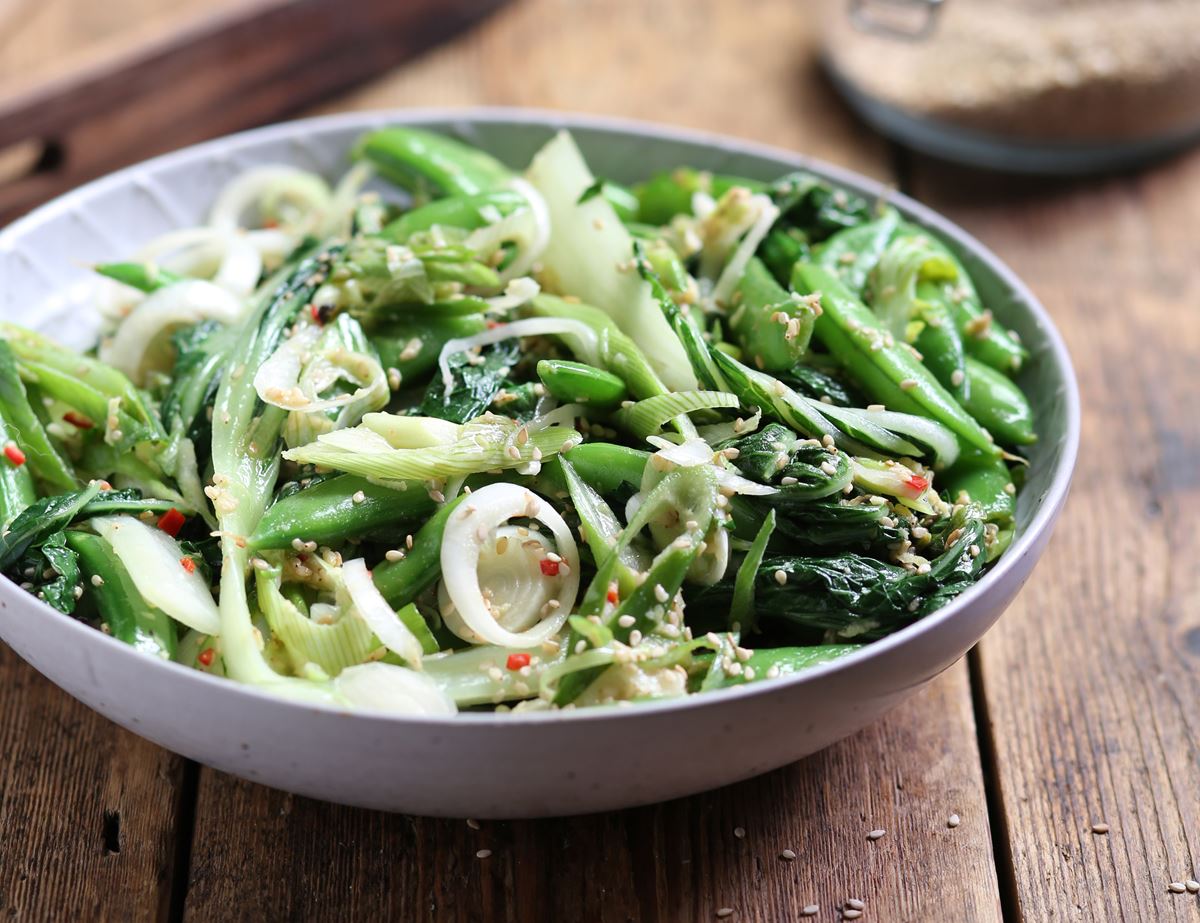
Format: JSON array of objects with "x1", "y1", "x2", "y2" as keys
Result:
[
  {"x1": 654, "y1": 583, "x2": 669, "y2": 603},
  {"x1": 90, "y1": 574, "x2": 104, "y2": 587},
  {"x1": 1186, "y1": 880, "x2": 1200, "y2": 893},
  {"x1": 733, "y1": 826, "x2": 746, "y2": 839},
  {"x1": 476, "y1": 849, "x2": 492, "y2": 859},
  {"x1": 766, "y1": 665, "x2": 780, "y2": 679},
  {"x1": 846, "y1": 898, "x2": 865, "y2": 910},
  {"x1": 628, "y1": 629, "x2": 643, "y2": 646},
  {"x1": 947, "y1": 813, "x2": 961, "y2": 828},
  {"x1": 1091, "y1": 823, "x2": 1109, "y2": 834},
  {"x1": 843, "y1": 910, "x2": 862, "y2": 920},
  {"x1": 466, "y1": 818, "x2": 481, "y2": 830},
  {"x1": 1168, "y1": 882, "x2": 1187, "y2": 893},
  {"x1": 715, "y1": 909, "x2": 734, "y2": 919},
  {"x1": 352, "y1": 490, "x2": 366, "y2": 504},
  {"x1": 780, "y1": 848, "x2": 796, "y2": 861},
  {"x1": 899, "y1": 377, "x2": 918, "y2": 390},
  {"x1": 950, "y1": 369, "x2": 965, "y2": 387},
  {"x1": 867, "y1": 829, "x2": 885, "y2": 841},
  {"x1": 774, "y1": 568, "x2": 788, "y2": 586},
  {"x1": 800, "y1": 906, "x2": 819, "y2": 917},
  {"x1": 429, "y1": 490, "x2": 446, "y2": 503}
]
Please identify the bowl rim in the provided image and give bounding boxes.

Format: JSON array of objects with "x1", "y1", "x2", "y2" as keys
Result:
[{"x1": 0, "y1": 106, "x2": 1080, "y2": 728}]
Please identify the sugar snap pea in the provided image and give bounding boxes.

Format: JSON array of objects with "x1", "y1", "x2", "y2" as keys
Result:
[
  {"x1": 381, "y1": 189, "x2": 526, "y2": 240},
  {"x1": 961, "y1": 357, "x2": 1037, "y2": 447},
  {"x1": 730, "y1": 256, "x2": 815, "y2": 371},
  {"x1": 370, "y1": 495, "x2": 467, "y2": 608},
  {"x1": 354, "y1": 127, "x2": 513, "y2": 197},
  {"x1": 250, "y1": 474, "x2": 436, "y2": 550},
  {"x1": 794, "y1": 263, "x2": 998, "y2": 457},
  {"x1": 536, "y1": 359, "x2": 627, "y2": 408}
]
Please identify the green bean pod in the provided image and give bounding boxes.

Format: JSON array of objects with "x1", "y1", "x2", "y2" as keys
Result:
[
  {"x1": 913, "y1": 280, "x2": 969, "y2": 402},
  {"x1": 67, "y1": 530, "x2": 176, "y2": 658},
  {"x1": 794, "y1": 264, "x2": 999, "y2": 457},
  {"x1": 815, "y1": 209, "x2": 900, "y2": 295},
  {"x1": 250, "y1": 474, "x2": 436, "y2": 550},
  {"x1": 354, "y1": 127, "x2": 513, "y2": 197},
  {"x1": 561, "y1": 443, "x2": 648, "y2": 494},
  {"x1": 730, "y1": 257, "x2": 815, "y2": 371},
  {"x1": 536, "y1": 359, "x2": 627, "y2": 409},
  {"x1": 381, "y1": 189, "x2": 526, "y2": 240},
  {"x1": 368, "y1": 313, "x2": 487, "y2": 384},
  {"x1": 371, "y1": 495, "x2": 467, "y2": 607},
  {"x1": 961, "y1": 357, "x2": 1036, "y2": 447},
  {"x1": 634, "y1": 168, "x2": 766, "y2": 225},
  {"x1": 940, "y1": 449, "x2": 1016, "y2": 560},
  {"x1": 94, "y1": 262, "x2": 183, "y2": 293}
]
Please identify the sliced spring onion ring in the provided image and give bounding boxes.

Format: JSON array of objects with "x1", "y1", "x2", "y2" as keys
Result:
[
  {"x1": 713, "y1": 194, "x2": 779, "y2": 306},
  {"x1": 210, "y1": 165, "x2": 331, "y2": 233},
  {"x1": 254, "y1": 325, "x2": 387, "y2": 414},
  {"x1": 438, "y1": 483, "x2": 580, "y2": 647}
]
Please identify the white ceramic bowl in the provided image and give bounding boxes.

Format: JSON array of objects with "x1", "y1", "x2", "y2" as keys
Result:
[{"x1": 0, "y1": 109, "x2": 1079, "y2": 817}]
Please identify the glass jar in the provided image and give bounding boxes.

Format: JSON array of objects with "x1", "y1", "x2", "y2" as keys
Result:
[{"x1": 820, "y1": 0, "x2": 1200, "y2": 173}]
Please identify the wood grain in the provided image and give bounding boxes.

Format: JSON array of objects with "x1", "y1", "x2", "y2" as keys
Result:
[
  {"x1": 184, "y1": 664, "x2": 1000, "y2": 923},
  {"x1": 0, "y1": 645, "x2": 186, "y2": 920},
  {"x1": 0, "y1": 0, "x2": 507, "y2": 222},
  {"x1": 183, "y1": 3, "x2": 1003, "y2": 921},
  {"x1": 909, "y1": 157, "x2": 1200, "y2": 917}
]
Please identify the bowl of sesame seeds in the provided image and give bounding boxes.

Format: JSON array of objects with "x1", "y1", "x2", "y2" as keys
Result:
[{"x1": 0, "y1": 109, "x2": 1079, "y2": 816}]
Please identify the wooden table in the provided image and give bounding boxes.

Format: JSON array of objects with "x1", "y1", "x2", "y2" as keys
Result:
[{"x1": 1, "y1": 1, "x2": 1198, "y2": 920}]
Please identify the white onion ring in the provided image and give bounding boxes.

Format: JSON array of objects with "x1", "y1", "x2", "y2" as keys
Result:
[
  {"x1": 438, "y1": 484, "x2": 580, "y2": 648},
  {"x1": 100, "y1": 280, "x2": 242, "y2": 384}
]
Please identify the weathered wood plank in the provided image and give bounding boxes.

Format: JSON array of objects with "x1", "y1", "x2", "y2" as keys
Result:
[
  {"x1": 910, "y1": 157, "x2": 1200, "y2": 918},
  {"x1": 186, "y1": 3, "x2": 1001, "y2": 921},
  {"x1": 184, "y1": 664, "x2": 999, "y2": 923},
  {"x1": 0, "y1": 645, "x2": 186, "y2": 920}
]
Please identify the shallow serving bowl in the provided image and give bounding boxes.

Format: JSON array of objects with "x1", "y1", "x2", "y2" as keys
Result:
[{"x1": 0, "y1": 109, "x2": 1079, "y2": 817}]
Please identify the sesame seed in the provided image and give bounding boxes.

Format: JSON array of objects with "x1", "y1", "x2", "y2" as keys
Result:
[
  {"x1": 867, "y1": 829, "x2": 885, "y2": 841},
  {"x1": 843, "y1": 910, "x2": 862, "y2": 920},
  {"x1": 780, "y1": 848, "x2": 796, "y2": 861},
  {"x1": 1186, "y1": 880, "x2": 1200, "y2": 893},
  {"x1": 654, "y1": 583, "x2": 669, "y2": 603},
  {"x1": 733, "y1": 826, "x2": 746, "y2": 839},
  {"x1": 352, "y1": 490, "x2": 366, "y2": 504},
  {"x1": 1091, "y1": 823, "x2": 1109, "y2": 835},
  {"x1": 899, "y1": 378, "x2": 918, "y2": 390},
  {"x1": 90, "y1": 574, "x2": 104, "y2": 587},
  {"x1": 617, "y1": 614, "x2": 636, "y2": 628},
  {"x1": 575, "y1": 640, "x2": 587, "y2": 654},
  {"x1": 774, "y1": 569, "x2": 788, "y2": 586},
  {"x1": 947, "y1": 813, "x2": 961, "y2": 828},
  {"x1": 951, "y1": 369, "x2": 965, "y2": 387},
  {"x1": 801, "y1": 906, "x2": 819, "y2": 917},
  {"x1": 1168, "y1": 882, "x2": 1187, "y2": 893},
  {"x1": 476, "y1": 849, "x2": 492, "y2": 859},
  {"x1": 846, "y1": 899, "x2": 865, "y2": 910},
  {"x1": 766, "y1": 665, "x2": 780, "y2": 679},
  {"x1": 429, "y1": 490, "x2": 446, "y2": 503},
  {"x1": 385, "y1": 549, "x2": 404, "y2": 562},
  {"x1": 628, "y1": 629, "x2": 643, "y2": 646},
  {"x1": 715, "y1": 909, "x2": 734, "y2": 919},
  {"x1": 466, "y1": 818, "x2": 481, "y2": 830}
]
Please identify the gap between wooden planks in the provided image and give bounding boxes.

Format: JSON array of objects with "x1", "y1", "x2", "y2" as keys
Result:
[{"x1": 910, "y1": 154, "x2": 1200, "y2": 920}]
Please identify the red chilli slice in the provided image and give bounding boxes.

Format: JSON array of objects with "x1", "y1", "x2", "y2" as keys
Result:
[
  {"x1": 63, "y1": 411, "x2": 94, "y2": 429},
  {"x1": 906, "y1": 474, "x2": 930, "y2": 493},
  {"x1": 197, "y1": 648, "x2": 215, "y2": 667},
  {"x1": 506, "y1": 653, "x2": 531, "y2": 671},
  {"x1": 179, "y1": 557, "x2": 196, "y2": 574},
  {"x1": 157, "y1": 508, "x2": 186, "y2": 537},
  {"x1": 3, "y1": 444, "x2": 25, "y2": 466},
  {"x1": 539, "y1": 559, "x2": 560, "y2": 577}
]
